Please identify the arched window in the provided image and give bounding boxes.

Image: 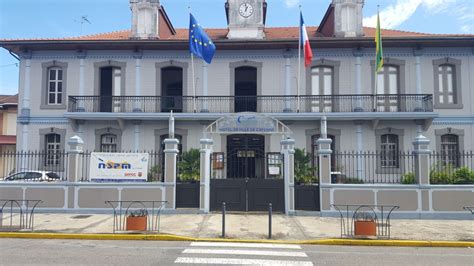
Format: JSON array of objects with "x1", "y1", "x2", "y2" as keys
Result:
[
  {"x1": 437, "y1": 64, "x2": 456, "y2": 105},
  {"x1": 311, "y1": 66, "x2": 333, "y2": 112},
  {"x1": 47, "y1": 67, "x2": 63, "y2": 105},
  {"x1": 380, "y1": 134, "x2": 399, "y2": 168},
  {"x1": 441, "y1": 134, "x2": 459, "y2": 167},
  {"x1": 100, "y1": 134, "x2": 118, "y2": 152},
  {"x1": 45, "y1": 133, "x2": 61, "y2": 166}
]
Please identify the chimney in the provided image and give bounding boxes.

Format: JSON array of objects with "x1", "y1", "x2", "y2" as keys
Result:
[
  {"x1": 333, "y1": 0, "x2": 364, "y2": 37},
  {"x1": 130, "y1": 0, "x2": 160, "y2": 39}
]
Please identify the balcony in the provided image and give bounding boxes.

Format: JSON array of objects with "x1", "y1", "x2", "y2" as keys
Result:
[{"x1": 68, "y1": 94, "x2": 433, "y2": 114}]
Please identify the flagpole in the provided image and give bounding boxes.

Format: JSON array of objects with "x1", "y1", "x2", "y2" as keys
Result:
[
  {"x1": 297, "y1": 5, "x2": 302, "y2": 113},
  {"x1": 373, "y1": 6, "x2": 380, "y2": 112},
  {"x1": 189, "y1": 6, "x2": 197, "y2": 113}
]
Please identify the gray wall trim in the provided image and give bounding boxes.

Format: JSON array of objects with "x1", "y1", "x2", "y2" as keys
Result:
[
  {"x1": 432, "y1": 57, "x2": 463, "y2": 109},
  {"x1": 305, "y1": 59, "x2": 341, "y2": 96},
  {"x1": 155, "y1": 61, "x2": 189, "y2": 96},
  {"x1": 370, "y1": 58, "x2": 406, "y2": 95},
  {"x1": 94, "y1": 127, "x2": 123, "y2": 152},
  {"x1": 93, "y1": 60, "x2": 127, "y2": 97},
  {"x1": 154, "y1": 128, "x2": 188, "y2": 151},
  {"x1": 229, "y1": 60, "x2": 263, "y2": 109},
  {"x1": 375, "y1": 127, "x2": 405, "y2": 174},
  {"x1": 305, "y1": 128, "x2": 341, "y2": 152},
  {"x1": 39, "y1": 127, "x2": 67, "y2": 171},
  {"x1": 434, "y1": 128, "x2": 465, "y2": 152},
  {"x1": 40, "y1": 61, "x2": 68, "y2": 110}
]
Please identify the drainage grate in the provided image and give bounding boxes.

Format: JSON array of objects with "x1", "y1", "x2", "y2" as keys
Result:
[{"x1": 71, "y1": 215, "x2": 92, "y2": 219}]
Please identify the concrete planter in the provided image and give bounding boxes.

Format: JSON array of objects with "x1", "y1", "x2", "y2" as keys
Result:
[
  {"x1": 126, "y1": 216, "x2": 147, "y2": 231},
  {"x1": 354, "y1": 220, "x2": 376, "y2": 237}
]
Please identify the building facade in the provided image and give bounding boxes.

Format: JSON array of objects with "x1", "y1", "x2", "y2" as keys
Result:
[{"x1": 0, "y1": 0, "x2": 473, "y2": 214}]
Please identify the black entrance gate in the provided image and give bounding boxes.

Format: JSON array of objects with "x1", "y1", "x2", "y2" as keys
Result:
[{"x1": 210, "y1": 135, "x2": 284, "y2": 212}]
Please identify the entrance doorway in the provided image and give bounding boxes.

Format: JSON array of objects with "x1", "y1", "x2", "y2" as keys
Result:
[
  {"x1": 226, "y1": 134, "x2": 265, "y2": 179},
  {"x1": 210, "y1": 134, "x2": 284, "y2": 212},
  {"x1": 234, "y1": 66, "x2": 257, "y2": 112},
  {"x1": 99, "y1": 67, "x2": 122, "y2": 112},
  {"x1": 161, "y1": 66, "x2": 183, "y2": 112}
]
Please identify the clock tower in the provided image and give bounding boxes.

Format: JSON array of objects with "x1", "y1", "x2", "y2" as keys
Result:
[{"x1": 226, "y1": 0, "x2": 267, "y2": 39}]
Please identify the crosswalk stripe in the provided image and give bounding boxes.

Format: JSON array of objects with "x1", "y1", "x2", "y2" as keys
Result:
[
  {"x1": 182, "y1": 248, "x2": 308, "y2": 257},
  {"x1": 190, "y1": 242, "x2": 302, "y2": 249},
  {"x1": 174, "y1": 257, "x2": 313, "y2": 265}
]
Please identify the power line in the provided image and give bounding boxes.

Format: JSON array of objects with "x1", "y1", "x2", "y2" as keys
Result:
[{"x1": 0, "y1": 63, "x2": 18, "y2": 68}]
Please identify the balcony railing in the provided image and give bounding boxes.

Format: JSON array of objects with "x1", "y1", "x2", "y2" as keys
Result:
[{"x1": 68, "y1": 94, "x2": 433, "y2": 113}]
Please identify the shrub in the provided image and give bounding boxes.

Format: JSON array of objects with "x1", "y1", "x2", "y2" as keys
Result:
[
  {"x1": 294, "y1": 148, "x2": 318, "y2": 184},
  {"x1": 452, "y1": 167, "x2": 474, "y2": 184},
  {"x1": 147, "y1": 165, "x2": 161, "y2": 182},
  {"x1": 401, "y1": 172, "x2": 416, "y2": 184},
  {"x1": 178, "y1": 148, "x2": 201, "y2": 182},
  {"x1": 430, "y1": 162, "x2": 455, "y2": 184},
  {"x1": 340, "y1": 177, "x2": 364, "y2": 184}
]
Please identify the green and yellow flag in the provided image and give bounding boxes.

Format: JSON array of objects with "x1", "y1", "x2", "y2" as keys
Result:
[{"x1": 375, "y1": 11, "x2": 383, "y2": 73}]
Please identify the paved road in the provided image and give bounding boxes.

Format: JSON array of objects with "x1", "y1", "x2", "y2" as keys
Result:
[{"x1": 0, "y1": 239, "x2": 473, "y2": 265}]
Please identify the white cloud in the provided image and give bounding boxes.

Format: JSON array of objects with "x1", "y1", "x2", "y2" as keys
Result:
[
  {"x1": 363, "y1": 0, "x2": 460, "y2": 29},
  {"x1": 285, "y1": 0, "x2": 300, "y2": 8}
]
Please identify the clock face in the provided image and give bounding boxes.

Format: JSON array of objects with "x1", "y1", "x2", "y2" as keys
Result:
[{"x1": 239, "y1": 2, "x2": 254, "y2": 18}]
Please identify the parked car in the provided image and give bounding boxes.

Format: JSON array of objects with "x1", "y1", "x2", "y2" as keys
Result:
[{"x1": 1, "y1": 171, "x2": 61, "y2": 182}]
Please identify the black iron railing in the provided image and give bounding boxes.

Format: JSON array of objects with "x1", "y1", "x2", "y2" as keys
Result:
[
  {"x1": 0, "y1": 151, "x2": 68, "y2": 181},
  {"x1": 331, "y1": 151, "x2": 416, "y2": 184},
  {"x1": 68, "y1": 94, "x2": 433, "y2": 113}
]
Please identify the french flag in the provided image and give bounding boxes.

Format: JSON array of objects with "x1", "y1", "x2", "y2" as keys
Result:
[{"x1": 300, "y1": 12, "x2": 313, "y2": 68}]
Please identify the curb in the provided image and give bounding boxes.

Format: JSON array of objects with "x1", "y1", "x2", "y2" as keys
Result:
[{"x1": 0, "y1": 232, "x2": 473, "y2": 248}]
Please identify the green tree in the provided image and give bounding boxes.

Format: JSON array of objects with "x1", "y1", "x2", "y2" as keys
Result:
[
  {"x1": 178, "y1": 148, "x2": 201, "y2": 182},
  {"x1": 294, "y1": 148, "x2": 318, "y2": 184}
]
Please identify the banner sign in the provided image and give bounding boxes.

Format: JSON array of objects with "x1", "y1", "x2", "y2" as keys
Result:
[
  {"x1": 89, "y1": 152, "x2": 149, "y2": 182},
  {"x1": 217, "y1": 114, "x2": 277, "y2": 133}
]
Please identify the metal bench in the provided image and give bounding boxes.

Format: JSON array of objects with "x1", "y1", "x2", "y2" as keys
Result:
[{"x1": 0, "y1": 200, "x2": 42, "y2": 231}]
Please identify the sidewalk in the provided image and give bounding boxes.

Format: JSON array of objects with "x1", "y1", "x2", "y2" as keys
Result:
[{"x1": 2, "y1": 213, "x2": 473, "y2": 242}]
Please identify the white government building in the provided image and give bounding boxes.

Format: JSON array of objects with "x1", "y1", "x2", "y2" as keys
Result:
[{"x1": 1, "y1": 0, "x2": 473, "y2": 214}]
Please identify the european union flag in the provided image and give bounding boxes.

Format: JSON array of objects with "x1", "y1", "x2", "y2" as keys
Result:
[{"x1": 189, "y1": 14, "x2": 216, "y2": 64}]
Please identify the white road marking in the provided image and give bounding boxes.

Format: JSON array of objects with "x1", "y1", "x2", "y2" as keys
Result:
[
  {"x1": 174, "y1": 257, "x2": 314, "y2": 265},
  {"x1": 182, "y1": 248, "x2": 308, "y2": 257},
  {"x1": 190, "y1": 242, "x2": 302, "y2": 249}
]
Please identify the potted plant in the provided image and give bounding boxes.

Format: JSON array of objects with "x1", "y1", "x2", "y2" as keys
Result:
[
  {"x1": 353, "y1": 211, "x2": 377, "y2": 237},
  {"x1": 126, "y1": 209, "x2": 148, "y2": 231}
]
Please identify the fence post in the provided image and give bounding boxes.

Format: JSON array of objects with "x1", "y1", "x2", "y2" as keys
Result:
[
  {"x1": 413, "y1": 134, "x2": 431, "y2": 185},
  {"x1": 164, "y1": 138, "x2": 179, "y2": 209},
  {"x1": 200, "y1": 138, "x2": 213, "y2": 213},
  {"x1": 281, "y1": 138, "x2": 295, "y2": 215},
  {"x1": 67, "y1": 136, "x2": 84, "y2": 183}
]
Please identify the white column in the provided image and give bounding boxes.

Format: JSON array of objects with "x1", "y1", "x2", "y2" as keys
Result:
[
  {"x1": 67, "y1": 136, "x2": 84, "y2": 183},
  {"x1": 355, "y1": 123, "x2": 364, "y2": 179},
  {"x1": 134, "y1": 57, "x2": 141, "y2": 112},
  {"x1": 78, "y1": 58, "x2": 85, "y2": 111},
  {"x1": 284, "y1": 54, "x2": 292, "y2": 112},
  {"x1": 20, "y1": 57, "x2": 32, "y2": 154},
  {"x1": 414, "y1": 48, "x2": 423, "y2": 113},
  {"x1": 200, "y1": 138, "x2": 213, "y2": 213},
  {"x1": 281, "y1": 138, "x2": 295, "y2": 215},
  {"x1": 415, "y1": 56, "x2": 422, "y2": 95},
  {"x1": 133, "y1": 123, "x2": 140, "y2": 151},
  {"x1": 355, "y1": 56, "x2": 362, "y2": 110},
  {"x1": 164, "y1": 138, "x2": 179, "y2": 209},
  {"x1": 23, "y1": 59, "x2": 31, "y2": 110},
  {"x1": 201, "y1": 62, "x2": 209, "y2": 112}
]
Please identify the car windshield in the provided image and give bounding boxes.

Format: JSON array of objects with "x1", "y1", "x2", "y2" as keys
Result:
[{"x1": 46, "y1": 172, "x2": 61, "y2": 180}]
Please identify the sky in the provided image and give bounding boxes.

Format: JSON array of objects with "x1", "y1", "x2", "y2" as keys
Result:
[{"x1": 0, "y1": 0, "x2": 473, "y2": 95}]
